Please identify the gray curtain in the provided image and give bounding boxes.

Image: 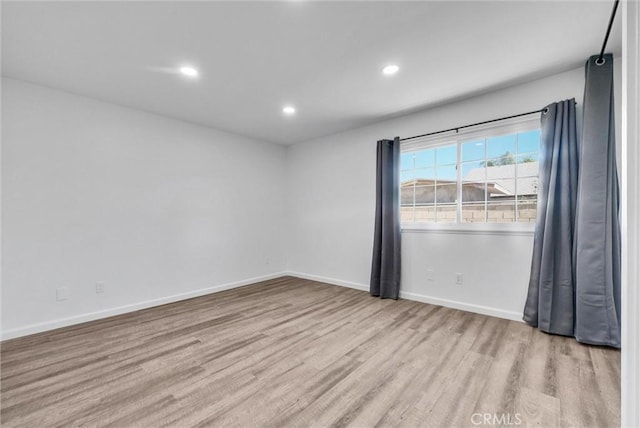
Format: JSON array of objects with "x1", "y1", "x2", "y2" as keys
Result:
[
  {"x1": 524, "y1": 54, "x2": 621, "y2": 348},
  {"x1": 370, "y1": 137, "x2": 401, "y2": 299},
  {"x1": 574, "y1": 54, "x2": 621, "y2": 348},
  {"x1": 523, "y1": 99, "x2": 579, "y2": 336}
]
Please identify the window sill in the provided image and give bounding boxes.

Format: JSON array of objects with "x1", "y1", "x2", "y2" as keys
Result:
[{"x1": 401, "y1": 223, "x2": 535, "y2": 236}]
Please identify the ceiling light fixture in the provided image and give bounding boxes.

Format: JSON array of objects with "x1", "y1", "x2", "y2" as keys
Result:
[
  {"x1": 179, "y1": 66, "x2": 199, "y2": 77},
  {"x1": 282, "y1": 106, "x2": 296, "y2": 115},
  {"x1": 382, "y1": 64, "x2": 400, "y2": 75}
]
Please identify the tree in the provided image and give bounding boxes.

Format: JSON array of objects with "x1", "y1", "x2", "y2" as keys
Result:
[
  {"x1": 497, "y1": 151, "x2": 515, "y2": 165},
  {"x1": 481, "y1": 151, "x2": 534, "y2": 167}
]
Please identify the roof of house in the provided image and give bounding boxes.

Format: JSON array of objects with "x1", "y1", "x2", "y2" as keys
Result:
[
  {"x1": 400, "y1": 161, "x2": 539, "y2": 196},
  {"x1": 464, "y1": 161, "x2": 539, "y2": 195}
]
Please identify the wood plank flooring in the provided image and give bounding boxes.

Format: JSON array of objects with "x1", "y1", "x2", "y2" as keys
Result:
[{"x1": 0, "y1": 276, "x2": 620, "y2": 427}]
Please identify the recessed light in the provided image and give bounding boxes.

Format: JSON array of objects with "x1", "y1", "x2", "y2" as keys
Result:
[
  {"x1": 282, "y1": 106, "x2": 296, "y2": 115},
  {"x1": 382, "y1": 64, "x2": 400, "y2": 75},
  {"x1": 179, "y1": 66, "x2": 199, "y2": 77}
]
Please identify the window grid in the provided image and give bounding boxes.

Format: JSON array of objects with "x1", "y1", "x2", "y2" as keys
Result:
[{"x1": 400, "y1": 126, "x2": 540, "y2": 225}]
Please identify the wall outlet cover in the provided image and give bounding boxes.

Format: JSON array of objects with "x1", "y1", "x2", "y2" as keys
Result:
[{"x1": 455, "y1": 273, "x2": 464, "y2": 285}]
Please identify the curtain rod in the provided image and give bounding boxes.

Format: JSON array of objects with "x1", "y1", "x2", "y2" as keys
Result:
[
  {"x1": 399, "y1": 109, "x2": 543, "y2": 142},
  {"x1": 598, "y1": 0, "x2": 620, "y2": 63},
  {"x1": 399, "y1": 101, "x2": 578, "y2": 143}
]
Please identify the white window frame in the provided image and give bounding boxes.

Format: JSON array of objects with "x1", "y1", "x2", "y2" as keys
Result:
[{"x1": 400, "y1": 115, "x2": 540, "y2": 235}]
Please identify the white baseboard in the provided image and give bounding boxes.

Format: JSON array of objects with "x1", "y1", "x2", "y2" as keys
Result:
[
  {"x1": 398, "y1": 291, "x2": 523, "y2": 322},
  {"x1": 286, "y1": 271, "x2": 523, "y2": 322},
  {"x1": 284, "y1": 271, "x2": 369, "y2": 292},
  {"x1": 1, "y1": 272, "x2": 287, "y2": 341}
]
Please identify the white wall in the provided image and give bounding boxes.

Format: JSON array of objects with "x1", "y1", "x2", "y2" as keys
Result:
[
  {"x1": 1, "y1": 78, "x2": 288, "y2": 339},
  {"x1": 287, "y1": 62, "x2": 622, "y2": 320},
  {"x1": 0, "y1": 60, "x2": 624, "y2": 338}
]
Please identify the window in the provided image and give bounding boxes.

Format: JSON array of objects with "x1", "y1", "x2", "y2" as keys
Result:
[{"x1": 400, "y1": 117, "x2": 540, "y2": 226}]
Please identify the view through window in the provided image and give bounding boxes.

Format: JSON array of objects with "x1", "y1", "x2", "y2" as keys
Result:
[{"x1": 400, "y1": 124, "x2": 541, "y2": 225}]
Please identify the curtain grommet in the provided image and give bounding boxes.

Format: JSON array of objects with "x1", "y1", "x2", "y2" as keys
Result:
[
  {"x1": 595, "y1": 57, "x2": 606, "y2": 66},
  {"x1": 543, "y1": 107, "x2": 550, "y2": 115}
]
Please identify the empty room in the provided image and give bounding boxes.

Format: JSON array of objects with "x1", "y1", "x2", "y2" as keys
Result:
[{"x1": 1, "y1": 1, "x2": 639, "y2": 427}]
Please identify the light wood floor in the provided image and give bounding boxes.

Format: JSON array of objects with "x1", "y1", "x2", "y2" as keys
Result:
[{"x1": 1, "y1": 276, "x2": 620, "y2": 427}]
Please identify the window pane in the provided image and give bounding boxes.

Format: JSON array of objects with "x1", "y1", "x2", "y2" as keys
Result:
[
  {"x1": 401, "y1": 152, "x2": 414, "y2": 171},
  {"x1": 516, "y1": 176, "x2": 538, "y2": 197},
  {"x1": 436, "y1": 183, "x2": 458, "y2": 203},
  {"x1": 435, "y1": 144, "x2": 457, "y2": 165},
  {"x1": 414, "y1": 206, "x2": 436, "y2": 223},
  {"x1": 414, "y1": 167, "x2": 436, "y2": 181},
  {"x1": 462, "y1": 181, "x2": 487, "y2": 203},
  {"x1": 401, "y1": 206, "x2": 415, "y2": 223},
  {"x1": 461, "y1": 140, "x2": 485, "y2": 162},
  {"x1": 485, "y1": 154, "x2": 516, "y2": 171},
  {"x1": 488, "y1": 179, "x2": 515, "y2": 199},
  {"x1": 400, "y1": 169, "x2": 417, "y2": 184},
  {"x1": 435, "y1": 204, "x2": 457, "y2": 223},
  {"x1": 516, "y1": 153, "x2": 539, "y2": 167},
  {"x1": 414, "y1": 185, "x2": 435, "y2": 206},
  {"x1": 461, "y1": 203, "x2": 486, "y2": 223},
  {"x1": 415, "y1": 149, "x2": 435, "y2": 168},
  {"x1": 517, "y1": 130, "x2": 541, "y2": 154},
  {"x1": 517, "y1": 199, "x2": 537, "y2": 223},
  {"x1": 461, "y1": 161, "x2": 485, "y2": 181},
  {"x1": 485, "y1": 163, "x2": 516, "y2": 181},
  {"x1": 401, "y1": 182, "x2": 415, "y2": 205},
  {"x1": 487, "y1": 201, "x2": 515, "y2": 223},
  {"x1": 436, "y1": 164, "x2": 457, "y2": 181},
  {"x1": 487, "y1": 134, "x2": 516, "y2": 160}
]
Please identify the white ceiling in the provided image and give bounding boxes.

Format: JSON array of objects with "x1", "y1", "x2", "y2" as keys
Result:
[{"x1": 1, "y1": 1, "x2": 622, "y2": 145}]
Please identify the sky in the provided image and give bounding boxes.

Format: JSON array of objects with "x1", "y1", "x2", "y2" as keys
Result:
[{"x1": 400, "y1": 129, "x2": 540, "y2": 182}]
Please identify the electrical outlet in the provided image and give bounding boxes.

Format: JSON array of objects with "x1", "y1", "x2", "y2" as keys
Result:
[
  {"x1": 56, "y1": 287, "x2": 69, "y2": 301},
  {"x1": 427, "y1": 269, "x2": 434, "y2": 281},
  {"x1": 455, "y1": 273, "x2": 464, "y2": 285},
  {"x1": 96, "y1": 281, "x2": 105, "y2": 294}
]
